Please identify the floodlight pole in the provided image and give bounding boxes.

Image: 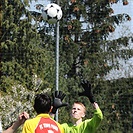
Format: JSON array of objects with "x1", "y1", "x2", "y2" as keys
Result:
[{"x1": 55, "y1": 0, "x2": 60, "y2": 122}]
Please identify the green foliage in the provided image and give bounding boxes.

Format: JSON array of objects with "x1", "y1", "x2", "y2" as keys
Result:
[
  {"x1": 59, "y1": 0, "x2": 133, "y2": 82},
  {"x1": 0, "y1": 0, "x2": 55, "y2": 129},
  {"x1": 97, "y1": 78, "x2": 133, "y2": 133}
]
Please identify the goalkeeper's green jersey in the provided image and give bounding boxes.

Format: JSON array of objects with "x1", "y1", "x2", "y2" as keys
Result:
[{"x1": 61, "y1": 108, "x2": 103, "y2": 133}]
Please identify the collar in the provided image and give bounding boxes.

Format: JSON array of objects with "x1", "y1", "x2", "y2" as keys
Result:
[{"x1": 36, "y1": 114, "x2": 51, "y2": 118}]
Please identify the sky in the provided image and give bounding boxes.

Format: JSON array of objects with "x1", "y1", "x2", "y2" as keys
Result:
[
  {"x1": 105, "y1": 0, "x2": 133, "y2": 80},
  {"x1": 29, "y1": 0, "x2": 50, "y2": 10},
  {"x1": 29, "y1": 0, "x2": 133, "y2": 80},
  {"x1": 110, "y1": 0, "x2": 133, "y2": 37}
]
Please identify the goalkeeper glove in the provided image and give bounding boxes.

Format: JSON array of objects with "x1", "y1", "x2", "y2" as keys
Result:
[
  {"x1": 78, "y1": 80, "x2": 95, "y2": 103},
  {"x1": 51, "y1": 91, "x2": 68, "y2": 114}
]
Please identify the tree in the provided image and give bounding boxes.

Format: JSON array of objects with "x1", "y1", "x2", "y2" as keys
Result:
[
  {"x1": 0, "y1": 0, "x2": 133, "y2": 132},
  {"x1": 0, "y1": 0, "x2": 55, "y2": 129},
  {"x1": 57, "y1": 0, "x2": 133, "y2": 132}
]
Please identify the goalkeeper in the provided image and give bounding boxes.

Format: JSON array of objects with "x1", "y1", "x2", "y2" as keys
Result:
[{"x1": 51, "y1": 80, "x2": 103, "y2": 133}]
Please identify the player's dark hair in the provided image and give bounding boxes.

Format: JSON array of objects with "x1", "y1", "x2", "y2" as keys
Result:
[{"x1": 34, "y1": 93, "x2": 51, "y2": 114}]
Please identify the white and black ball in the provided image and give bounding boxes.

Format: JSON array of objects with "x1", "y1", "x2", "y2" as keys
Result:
[{"x1": 42, "y1": 3, "x2": 63, "y2": 24}]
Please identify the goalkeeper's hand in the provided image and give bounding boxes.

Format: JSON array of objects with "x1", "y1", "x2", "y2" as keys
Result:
[
  {"x1": 78, "y1": 80, "x2": 95, "y2": 103},
  {"x1": 51, "y1": 91, "x2": 68, "y2": 114}
]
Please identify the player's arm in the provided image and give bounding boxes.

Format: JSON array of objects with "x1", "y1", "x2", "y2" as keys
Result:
[
  {"x1": 93, "y1": 102, "x2": 100, "y2": 109},
  {"x1": 78, "y1": 80, "x2": 103, "y2": 110},
  {"x1": 90, "y1": 103, "x2": 103, "y2": 133},
  {"x1": 78, "y1": 80, "x2": 103, "y2": 128},
  {"x1": 78, "y1": 79, "x2": 103, "y2": 114},
  {"x1": 3, "y1": 112, "x2": 29, "y2": 133}
]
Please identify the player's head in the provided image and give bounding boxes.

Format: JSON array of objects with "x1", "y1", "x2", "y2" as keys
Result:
[
  {"x1": 34, "y1": 93, "x2": 51, "y2": 114},
  {"x1": 71, "y1": 101, "x2": 86, "y2": 120}
]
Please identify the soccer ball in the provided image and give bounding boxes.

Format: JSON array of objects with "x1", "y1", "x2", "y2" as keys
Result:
[{"x1": 42, "y1": 3, "x2": 63, "y2": 24}]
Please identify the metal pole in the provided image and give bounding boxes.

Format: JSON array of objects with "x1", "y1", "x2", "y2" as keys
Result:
[
  {"x1": 132, "y1": 95, "x2": 133, "y2": 130},
  {"x1": 55, "y1": 0, "x2": 60, "y2": 122}
]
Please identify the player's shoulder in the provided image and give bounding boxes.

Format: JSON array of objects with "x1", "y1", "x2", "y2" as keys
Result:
[
  {"x1": 61, "y1": 123, "x2": 73, "y2": 127},
  {"x1": 24, "y1": 116, "x2": 40, "y2": 124}
]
